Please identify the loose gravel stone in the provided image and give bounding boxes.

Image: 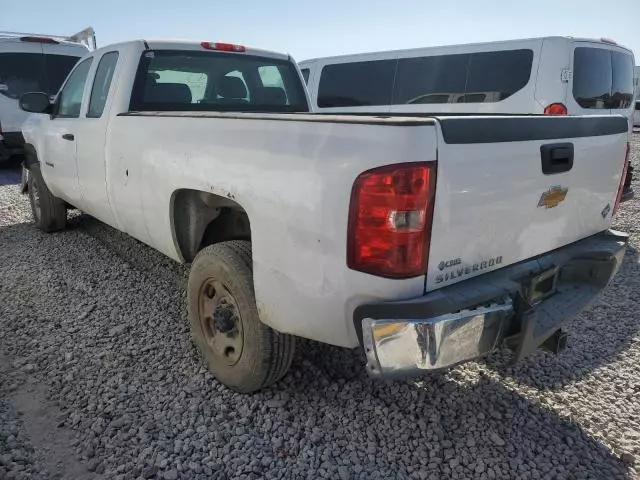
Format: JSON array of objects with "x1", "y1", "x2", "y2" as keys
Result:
[{"x1": 1, "y1": 136, "x2": 640, "y2": 479}]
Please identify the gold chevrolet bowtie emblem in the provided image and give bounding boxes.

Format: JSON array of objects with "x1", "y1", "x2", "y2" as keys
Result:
[{"x1": 538, "y1": 186, "x2": 568, "y2": 209}]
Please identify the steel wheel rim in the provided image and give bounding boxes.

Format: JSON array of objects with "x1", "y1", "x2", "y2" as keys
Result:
[{"x1": 198, "y1": 278, "x2": 244, "y2": 366}]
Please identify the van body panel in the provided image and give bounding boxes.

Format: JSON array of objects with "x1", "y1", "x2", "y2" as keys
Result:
[
  {"x1": 533, "y1": 37, "x2": 570, "y2": 113},
  {"x1": 301, "y1": 36, "x2": 635, "y2": 123}
]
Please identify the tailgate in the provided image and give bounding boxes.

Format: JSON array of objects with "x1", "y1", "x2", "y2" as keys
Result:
[{"x1": 426, "y1": 115, "x2": 628, "y2": 291}]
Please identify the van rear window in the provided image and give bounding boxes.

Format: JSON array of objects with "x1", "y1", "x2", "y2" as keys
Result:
[
  {"x1": 317, "y1": 49, "x2": 533, "y2": 108},
  {"x1": 0, "y1": 53, "x2": 80, "y2": 99},
  {"x1": 573, "y1": 47, "x2": 634, "y2": 109},
  {"x1": 129, "y1": 50, "x2": 309, "y2": 113}
]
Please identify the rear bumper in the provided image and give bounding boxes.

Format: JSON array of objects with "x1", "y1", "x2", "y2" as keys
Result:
[{"x1": 354, "y1": 230, "x2": 627, "y2": 378}]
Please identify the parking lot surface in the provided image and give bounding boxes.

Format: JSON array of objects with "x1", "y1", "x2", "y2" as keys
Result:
[{"x1": 1, "y1": 137, "x2": 640, "y2": 479}]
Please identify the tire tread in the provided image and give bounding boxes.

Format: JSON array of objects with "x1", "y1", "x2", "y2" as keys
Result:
[
  {"x1": 28, "y1": 165, "x2": 66, "y2": 232},
  {"x1": 188, "y1": 240, "x2": 295, "y2": 392}
]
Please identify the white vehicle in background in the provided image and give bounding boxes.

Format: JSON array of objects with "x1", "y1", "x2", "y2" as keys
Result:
[
  {"x1": 300, "y1": 36, "x2": 636, "y2": 199},
  {"x1": 0, "y1": 28, "x2": 95, "y2": 162},
  {"x1": 300, "y1": 36, "x2": 635, "y2": 118}
]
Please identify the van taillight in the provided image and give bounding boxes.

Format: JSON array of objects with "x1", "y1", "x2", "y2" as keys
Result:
[
  {"x1": 347, "y1": 162, "x2": 437, "y2": 278},
  {"x1": 544, "y1": 103, "x2": 568, "y2": 115},
  {"x1": 613, "y1": 142, "x2": 630, "y2": 216}
]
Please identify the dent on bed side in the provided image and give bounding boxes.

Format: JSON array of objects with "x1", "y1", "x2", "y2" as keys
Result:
[{"x1": 170, "y1": 188, "x2": 252, "y2": 263}]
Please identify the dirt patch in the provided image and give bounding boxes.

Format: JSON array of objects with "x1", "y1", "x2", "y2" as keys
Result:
[{"x1": 0, "y1": 352, "x2": 100, "y2": 479}]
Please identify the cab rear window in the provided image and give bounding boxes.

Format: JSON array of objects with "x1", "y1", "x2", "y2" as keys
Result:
[
  {"x1": 573, "y1": 47, "x2": 634, "y2": 109},
  {"x1": 129, "y1": 50, "x2": 309, "y2": 113},
  {"x1": 0, "y1": 53, "x2": 80, "y2": 99}
]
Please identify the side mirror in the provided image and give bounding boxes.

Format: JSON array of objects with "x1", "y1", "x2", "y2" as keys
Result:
[{"x1": 19, "y1": 92, "x2": 52, "y2": 114}]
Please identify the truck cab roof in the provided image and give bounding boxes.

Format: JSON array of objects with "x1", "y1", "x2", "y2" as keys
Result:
[{"x1": 97, "y1": 39, "x2": 291, "y2": 62}]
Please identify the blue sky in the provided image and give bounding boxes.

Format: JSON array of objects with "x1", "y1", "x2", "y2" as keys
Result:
[{"x1": 2, "y1": 0, "x2": 638, "y2": 62}]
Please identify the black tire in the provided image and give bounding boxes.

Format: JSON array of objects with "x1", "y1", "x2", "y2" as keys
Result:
[
  {"x1": 187, "y1": 241, "x2": 295, "y2": 393},
  {"x1": 27, "y1": 164, "x2": 66, "y2": 232}
]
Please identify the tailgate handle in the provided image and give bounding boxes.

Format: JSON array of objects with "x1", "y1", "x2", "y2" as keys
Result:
[{"x1": 541, "y1": 143, "x2": 574, "y2": 175}]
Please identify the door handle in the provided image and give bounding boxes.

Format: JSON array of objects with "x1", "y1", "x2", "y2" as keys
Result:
[
  {"x1": 62, "y1": 133, "x2": 75, "y2": 141},
  {"x1": 540, "y1": 143, "x2": 574, "y2": 174}
]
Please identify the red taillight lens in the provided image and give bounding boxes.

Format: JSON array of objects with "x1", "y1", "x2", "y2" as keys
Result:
[
  {"x1": 613, "y1": 142, "x2": 630, "y2": 216},
  {"x1": 347, "y1": 162, "x2": 437, "y2": 278},
  {"x1": 544, "y1": 103, "x2": 568, "y2": 115},
  {"x1": 200, "y1": 42, "x2": 246, "y2": 52}
]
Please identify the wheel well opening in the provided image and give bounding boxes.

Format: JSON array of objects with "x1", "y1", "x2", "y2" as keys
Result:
[{"x1": 172, "y1": 189, "x2": 251, "y2": 263}]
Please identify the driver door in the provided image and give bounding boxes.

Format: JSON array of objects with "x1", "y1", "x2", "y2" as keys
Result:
[{"x1": 40, "y1": 57, "x2": 93, "y2": 208}]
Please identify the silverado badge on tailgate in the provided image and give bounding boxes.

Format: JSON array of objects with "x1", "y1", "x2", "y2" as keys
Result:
[{"x1": 538, "y1": 186, "x2": 568, "y2": 209}]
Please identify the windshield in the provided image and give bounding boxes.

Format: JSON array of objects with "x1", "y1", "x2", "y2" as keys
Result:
[
  {"x1": 0, "y1": 53, "x2": 80, "y2": 99},
  {"x1": 129, "y1": 50, "x2": 309, "y2": 113}
]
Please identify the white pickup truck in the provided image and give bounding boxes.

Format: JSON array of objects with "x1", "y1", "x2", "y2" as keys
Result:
[{"x1": 18, "y1": 39, "x2": 630, "y2": 392}]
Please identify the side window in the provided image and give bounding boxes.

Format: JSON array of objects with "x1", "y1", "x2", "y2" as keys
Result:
[
  {"x1": 301, "y1": 68, "x2": 310, "y2": 84},
  {"x1": 393, "y1": 54, "x2": 469, "y2": 105},
  {"x1": 464, "y1": 49, "x2": 533, "y2": 102},
  {"x1": 317, "y1": 60, "x2": 396, "y2": 108},
  {"x1": 87, "y1": 51, "x2": 119, "y2": 118},
  {"x1": 56, "y1": 57, "x2": 93, "y2": 118}
]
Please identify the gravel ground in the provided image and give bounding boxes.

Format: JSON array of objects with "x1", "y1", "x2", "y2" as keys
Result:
[{"x1": 1, "y1": 136, "x2": 640, "y2": 480}]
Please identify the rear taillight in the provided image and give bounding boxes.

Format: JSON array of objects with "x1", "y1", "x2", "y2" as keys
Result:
[
  {"x1": 614, "y1": 142, "x2": 630, "y2": 216},
  {"x1": 544, "y1": 103, "x2": 568, "y2": 115},
  {"x1": 347, "y1": 162, "x2": 437, "y2": 278}
]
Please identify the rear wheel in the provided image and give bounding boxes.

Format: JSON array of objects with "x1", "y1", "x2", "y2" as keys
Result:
[
  {"x1": 27, "y1": 164, "x2": 66, "y2": 232},
  {"x1": 187, "y1": 241, "x2": 295, "y2": 393}
]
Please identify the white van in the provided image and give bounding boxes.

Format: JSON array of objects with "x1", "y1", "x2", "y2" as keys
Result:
[
  {"x1": 0, "y1": 28, "x2": 95, "y2": 162},
  {"x1": 300, "y1": 36, "x2": 635, "y2": 120}
]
